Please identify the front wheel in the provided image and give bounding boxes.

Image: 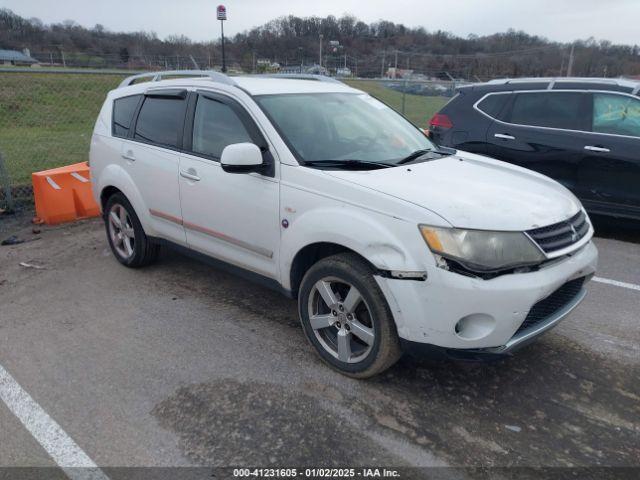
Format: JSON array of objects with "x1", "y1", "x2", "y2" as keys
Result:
[{"x1": 298, "y1": 253, "x2": 401, "y2": 378}]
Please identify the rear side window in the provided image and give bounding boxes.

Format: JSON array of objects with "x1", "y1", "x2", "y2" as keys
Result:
[
  {"x1": 134, "y1": 96, "x2": 186, "y2": 149},
  {"x1": 192, "y1": 96, "x2": 253, "y2": 159},
  {"x1": 509, "y1": 92, "x2": 586, "y2": 130},
  {"x1": 593, "y1": 93, "x2": 640, "y2": 138},
  {"x1": 112, "y1": 95, "x2": 141, "y2": 138},
  {"x1": 476, "y1": 94, "x2": 510, "y2": 119}
]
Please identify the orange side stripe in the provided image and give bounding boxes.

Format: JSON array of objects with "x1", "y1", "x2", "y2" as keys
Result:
[
  {"x1": 149, "y1": 209, "x2": 183, "y2": 225},
  {"x1": 148, "y1": 209, "x2": 273, "y2": 258}
]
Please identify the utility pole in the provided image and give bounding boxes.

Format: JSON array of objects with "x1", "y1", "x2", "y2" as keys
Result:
[
  {"x1": 566, "y1": 44, "x2": 575, "y2": 77},
  {"x1": 344, "y1": 53, "x2": 347, "y2": 69},
  {"x1": 220, "y1": 20, "x2": 226, "y2": 72},
  {"x1": 217, "y1": 5, "x2": 227, "y2": 72},
  {"x1": 252, "y1": 51, "x2": 256, "y2": 73},
  {"x1": 319, "y1": 34, "x2": 323, "y2": 68},
  {"x1": 381, "y1": 50, "x2": 386, "y2": 78},
  {"x1": 394, "y1": 50, "x2": 398, "y2": 79}
]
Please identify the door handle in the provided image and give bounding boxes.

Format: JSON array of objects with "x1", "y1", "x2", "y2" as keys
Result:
[
  {"x1": 180, "y1": 169, "x2": 201, "y2": 181},
  {"x1": 584, "y1": 145, "x2": 610, "y2": 153},
  {"x1": 494, "y1": 133, "x2": 515, "y2": 140},
  {"x1": 122, "y1": 151, "x2": 136, "y2": 161}
]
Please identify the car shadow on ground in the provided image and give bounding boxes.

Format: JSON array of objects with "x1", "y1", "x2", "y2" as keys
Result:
[{"x1": 591, "y1": 214, "x2": 640, "y2": 244}]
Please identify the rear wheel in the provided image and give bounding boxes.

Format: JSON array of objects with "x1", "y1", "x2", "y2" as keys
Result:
[
  {"x1": 104, "y1": 193, "x2": 158, "y2": 268},
  {"x1": 298, "y1": 253, "x2": 401, "y2": 378}
]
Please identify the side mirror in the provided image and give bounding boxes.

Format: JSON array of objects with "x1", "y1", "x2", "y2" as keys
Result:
[{"x1": 220, "y1": 143, "x2": 264, "y2": 174}]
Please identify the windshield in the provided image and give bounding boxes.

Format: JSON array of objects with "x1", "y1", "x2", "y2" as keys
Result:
[{"x1": 255, "y1": 92, "x2": 436, "y2": 165}]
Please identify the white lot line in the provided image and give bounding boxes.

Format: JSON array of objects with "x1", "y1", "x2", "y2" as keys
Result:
[
  {"x1": 593, "y1": 276, "x2": 640, "y2": 292},
  {"x1": 0, "y1": 364, "x2": 109, "y2": 480}
]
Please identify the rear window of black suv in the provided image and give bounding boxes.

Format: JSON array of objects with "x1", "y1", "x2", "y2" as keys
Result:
[{"x1": 476, "y1": 93, "x2": 510, "y2": 119}]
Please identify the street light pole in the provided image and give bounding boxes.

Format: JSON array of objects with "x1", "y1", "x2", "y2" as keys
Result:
[
  {"x1": 217, "y1": 5, "x2": 227, "y2": 72},
  {"x1": 220, "y1": 20, "x2": 226, "y2": 72},
  {"x1": 319, "y1": 34, "x2": 323, "y2": 68}
]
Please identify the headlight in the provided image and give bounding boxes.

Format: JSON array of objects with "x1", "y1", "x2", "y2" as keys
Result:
[{"x1": 419, "y1": 225, "x2": 545, "y2": 272}]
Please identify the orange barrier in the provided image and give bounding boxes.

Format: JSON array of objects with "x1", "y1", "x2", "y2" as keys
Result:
[{"x1": 32, "y1": 162, "x2": 100, "y2": 225}]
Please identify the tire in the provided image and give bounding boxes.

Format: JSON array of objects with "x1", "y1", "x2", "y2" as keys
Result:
[
  {"x1": 298, "y1": 253, "x2": 402, "y2": 378},
  {"x1": 104, "y1": 192, "x2": 159, "y2": 268}
]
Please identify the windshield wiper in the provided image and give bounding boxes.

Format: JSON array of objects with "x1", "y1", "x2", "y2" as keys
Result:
[
  {"x1": 396, "y1": 147, "x2": 456, "y2": 165},
  {"x1": 396, "y1": 148, "x2": 438, "y2": 165},
  {"x1": 303, "y1": 159, "x2": 395, "y2": 169}
]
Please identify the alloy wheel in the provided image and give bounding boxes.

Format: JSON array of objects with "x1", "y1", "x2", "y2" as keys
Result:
[
  {"x1": 108, "y1": 203, "x2": 135, "y2": 260},
  {"x1": 307, "y1": 277, "x2": 375, "y2": 363}
]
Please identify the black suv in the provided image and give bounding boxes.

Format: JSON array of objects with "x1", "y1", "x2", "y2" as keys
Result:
[{"x1": 428, "y1": 78, "x2": 640, "y2": 220}]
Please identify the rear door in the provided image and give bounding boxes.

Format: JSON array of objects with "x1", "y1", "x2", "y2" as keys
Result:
[
  {"x1": 123, "y1": 89, "x2": 188, "y2": 244},
  {"x1": 485, "y1": 91, "x2": 591, "y2": 193},
  {"x1": 577, "y1": 92, "x2": 640, "y2": 217},
  {"x1": 178, "y1": 91, "x2": 280, "y2": 279}
]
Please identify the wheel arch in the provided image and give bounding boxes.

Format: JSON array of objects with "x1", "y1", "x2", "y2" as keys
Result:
[
  {"x1": 289, "y1": 242, "x2": 378, "y2": 299},
  {"x1": 95, "y1": 164, "x2": 153, "y2": 235},
  {"x1": 100, "y1": 186, "x2": 123, "y2": 213},
  {"x1": 281, "y1": 208, "x2": 425, "y2": 296}
]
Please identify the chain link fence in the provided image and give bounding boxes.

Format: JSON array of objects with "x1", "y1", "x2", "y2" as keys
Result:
[
  {"x1": 0, "y1": 68, "x2": 454, "y2": 211},
  {"x1": 342, "y1": 77, "x2": 455, "y2": 126},
  {"x1": 0, "y1": 68, "x2": 128, "y2": 210}
]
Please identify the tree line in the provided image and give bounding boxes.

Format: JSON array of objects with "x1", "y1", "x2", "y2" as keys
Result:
[{"x1": 1, "y1": 8, "x2": 639, "y2": 79}]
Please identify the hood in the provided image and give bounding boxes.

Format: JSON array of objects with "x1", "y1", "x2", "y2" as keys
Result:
[{"x1": 325, "y1": 151, "x2": 581, "y2": 231}]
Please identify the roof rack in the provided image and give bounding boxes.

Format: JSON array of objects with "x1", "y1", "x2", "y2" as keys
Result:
[
  {"x1": 118, "y1": 70, "x2": 236, "y2": 88},
  {"x1": 256, "y1": 73, "x2": 343, "y2": 84},
  {"x1": 487, "y1": 76, "x2": 640, "y2": 91}
]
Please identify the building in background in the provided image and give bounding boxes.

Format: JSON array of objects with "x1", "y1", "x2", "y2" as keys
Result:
[{"x1": 0, "y1": 48, "x2": 39, "y2": 66}]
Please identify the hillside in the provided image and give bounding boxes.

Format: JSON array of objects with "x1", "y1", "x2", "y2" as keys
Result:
[{"x1": 2, "y1": 8, "x2": 640, "y2": 78}]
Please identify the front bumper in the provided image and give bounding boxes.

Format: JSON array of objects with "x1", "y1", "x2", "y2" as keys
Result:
[{"x1": 375, "y1": 241, "x2": 598, "y2": 351}]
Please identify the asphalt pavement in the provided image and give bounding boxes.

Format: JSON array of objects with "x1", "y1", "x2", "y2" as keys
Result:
[{"x1": 0, "y1": 214, "x2": 638, "y2": 479}]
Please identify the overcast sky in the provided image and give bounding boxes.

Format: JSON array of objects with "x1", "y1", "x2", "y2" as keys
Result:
[{"x1": 3, "y1": 0, "x2": 639, "y2": 45}]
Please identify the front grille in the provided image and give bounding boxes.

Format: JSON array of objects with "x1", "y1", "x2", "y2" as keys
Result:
[
  {"x1": 515, "y1": 277, "x2": 585, "y2": 335},
  {"x1": 526, "y1": 210, "x2": 589, "y2": 254}
]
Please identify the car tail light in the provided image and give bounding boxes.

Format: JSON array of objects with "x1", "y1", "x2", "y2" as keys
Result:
[{"x1": 429, "y1": 113, "x2": 453, "y2": 129}]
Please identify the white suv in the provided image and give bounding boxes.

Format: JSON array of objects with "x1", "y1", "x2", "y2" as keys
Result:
[{"x1": 90, "y1": 71, "x2": 598, "y2": 377}]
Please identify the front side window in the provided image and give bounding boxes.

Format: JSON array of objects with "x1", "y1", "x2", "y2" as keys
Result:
[
  {"x1": 509, "y1": 92, "x2": 586, "y2": 130},
  {"x1": 112, "y1": 95, "x2": 141, "y2": 137},
  {"x1": 134, "y1": 96, "x2": 186, "y2": 148},
  {"x1": 255, "y1": 93, "x2": 434, "y2": 164},
  {"x1": 593, "y1": 93, "x2": 640, "y2": 138},
  {"x1": 192, "y1": 96, "x2": 253, "y2": 159}
]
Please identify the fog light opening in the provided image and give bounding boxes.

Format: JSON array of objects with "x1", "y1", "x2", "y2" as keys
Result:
[{"x1": 454, "y1": 314, "x2": 496, "y2": 341}]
